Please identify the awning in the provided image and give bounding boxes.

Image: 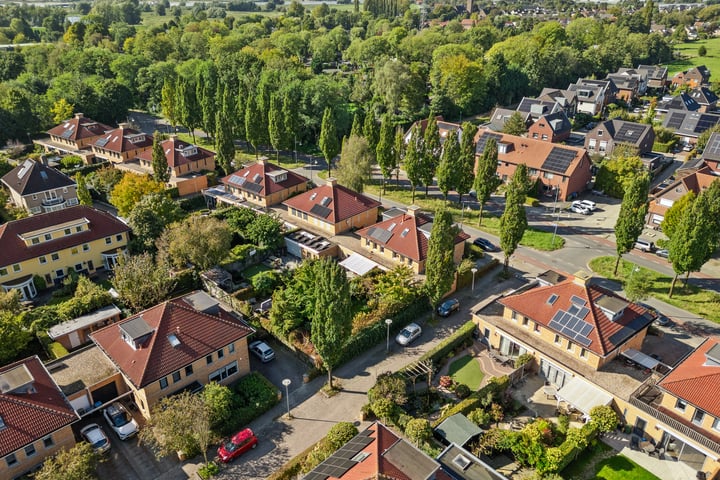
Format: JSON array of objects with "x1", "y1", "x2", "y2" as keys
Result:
[
  {"x1": 556, "y1": 376, "x2": 613, "y2": 416},
  {"x1": 621, "y1": 348, "x2": 660, "y2": 370},
  {"x1": 339, "y1": 253, "x2": 384, "y2": 276}
]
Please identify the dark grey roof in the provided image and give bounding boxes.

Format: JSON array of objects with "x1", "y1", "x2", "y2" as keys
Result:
[
  {"x1": 437, "y1": 443, "x2": 508, "y2": 480},
  {"x1": 662, "y1": 109, "x2": 720, "y2": 137},
  {"x1": 701, "y1": 132, "x2": 720, "y2": 162},
  {"x1": 487, "y1": 108, "x2": 517, "y2": 132},
  {"x1": 1, "y1": 159, "x2": 75, "y2": 196},
  {"x1": 541, "y1": 146, "x2": 577, "y2": 174},
  {"x1": 475, "y1": 132, "x2": 503, "y2": 155},
  {"x1": 435, "y1": 414, "x2": 483, "y2": 446},
  {"x1": 537, "y1": 270, "x2": 567, "y2": 286},
  {"x1": 516, "y1": 97, "x2": 559, "y2": 118},
  {"x1": 119, "y1": 316, "x2": 154, "y2": 341},
  {"x1": 663, "y1": 92, "x2": 700, "y2": 112},
  {"x1": 539, "y1": 111, "x2": 572, "y2": 134},
  {"x1": 303, "y1": 428, "x2": 375, "y2": 480},
  {"x1": 637, "y1": 64, "x2": 668, "y2": 80},
  {"x1": 690, "y1": 86, "x2": 718, "y2": 105},
  {"x1": 383, "y1": 437, "x2": 440, "y2": 480},
  {"x1": 309, "y1": 203, "x2": 332, "y2": 219}
]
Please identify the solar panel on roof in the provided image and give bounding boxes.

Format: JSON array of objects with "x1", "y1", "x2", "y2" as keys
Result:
[
  {"x1": 706, "y1": 134, "x2": 720, "y2": 157},
  {"x1": 243, "y1": 182, "x2": 262, "y2": 194},
  {"x1": 369, "y1": 228, "x2": 392, "y2": 243},
  {"x1": 228, "y1": 175, "x2": 243, "y2": 184},
  {"x1": 615, "y1": 123, "x2": 643, "y2": 143},
  {"x1": 320, "y1": 196, "x2": 331, "y2": 207},
  {"x1": 310, "y1": 204, "x2": 332, "y2": 218},
  {"x1": 541, "y1": 147, "x2": 576, "y2": 174},
  {"x1": 575, "y1": 335, "x2": 592, "y2": 347},
  {"x1": 561, "y1": 326, "x2": 575, "y2": 337},
  {"x1": 666, "y1": 112, "x2": 685, "y2": 129},
  {"x1": 579, "y1": 323, "x2": 593, "y2": 336},
  {"x1": 568, "y1": 304, "x2": 580, "y2": 316},
  {"x1": 694, "y1": 114, "x2": 720, "y2": 133},
  {"x1": 96, "y1": 136, "x2": 110, "y2": 147},
  {"x1": 577, "y1": 307, "x2": 590, "y2": 319},
  {"x1": 570, "y1": 295, "x2": 586, "y2": 306},
  {"x1": 475, "y1": 132, "x2": 503, "y2": 155}
]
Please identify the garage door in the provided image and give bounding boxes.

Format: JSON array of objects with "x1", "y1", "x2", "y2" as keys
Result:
[{"x1": 92, "y1": 382, "x2": 119, "y2": 405}]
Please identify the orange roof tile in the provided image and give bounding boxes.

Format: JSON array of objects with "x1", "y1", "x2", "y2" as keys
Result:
[
  {"x1": 47, "y1": 115, "x2": 111, "y2": 141},
  {"x1": 94, "y1": 127, "x2": 153, "y2": 153},
  {"x1": 222, "y1": 161, "x2": 307, "y2": 197},
  {"x1": 283, "y1": 181, "x2": 380, "y2": 224},
  {"x1": 136, "y1": 137, "x2": 215, "y2": 168}
]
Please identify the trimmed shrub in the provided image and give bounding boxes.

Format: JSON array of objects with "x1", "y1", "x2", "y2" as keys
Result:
[
  {"x1": 432, "y1": 375, "x2": 510, "y2": 427},
  {"x1": 454, "y1": 384, "x2": 471, "y2": 399},
  {"x1": 411, "y1": 320, "x2": 476, "y2": 368},
  {"x1": 225, "y1": 372, "x2": 279, "y2": 433}
]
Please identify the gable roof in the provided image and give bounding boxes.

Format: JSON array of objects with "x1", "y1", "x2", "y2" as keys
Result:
[
  {"x1": 487, "y1": 108, "x2": 528, "y2": 132},
  {"x1": 662, "y1": 109, "x2": 720, "y2": 137},
  {"x1": 1, "y1": 159, "x2": 75, "y2": 195},
  {"x1": 690, "y1": 86, "x2": 718, "y2": 106},
  {"x1": 435, "y1": 413, "x2": 483, "y2": 446},
  {"x1": 591, "y1": 119, "x2": 654, "y2": 147},
  {"x1": 534, "y1": 111, "x2": 572, "y2": 135},
  {"x1": 0, "y1": 356, "x2": 78, "y2": 457},
  {"x1": 662, "y1": 92, "x2": 700, "y2": 112},
  {"x1": 356, "y1": 209, "x2": 469, "y2": 263},
  {"x1": 637, "y1": 64, "x2": 668, "y2": 81},
  {"x1": 221, "y1": 160, "x2": 307, "y2": 197},
  {"x1": 283, "y1": 180, "x2": 380, "y2": 224},
  {"x1": 47, "y1": 114, "x2": 111, "y2": 142},
  {"x1": 474, "y1": 128, "x2": 589, "y2": 176},
  {"x1": 538, "y1": 87, "x2": 577, "y2": 107},
  {"x1": 701, "y1": 133, "x2": 720, "y2": 163},
  {"x1": 650, "y1": 164, "x2": 718, "y2": 208},
  {"x1": 658, "y1": 337, "x2": 720, "y2": 417},
  {"x1": 499, "y1": 276, "x2": 654, "y2": 356},
  {"x1": 94, "y1": 126, "x2": 153, "y2": 153},
  {"x1": 0, "y1": 205, "x2": 130, "y2": 268},
  {"x1": 90, "y1": 292, "x2": 253, "y2": 389},
  {"x1": 136, "y1": 137, "x2": 215, "y2": 168},
  {"x1": 516, "y1": 97, "x2": 561, "y2": 119}
]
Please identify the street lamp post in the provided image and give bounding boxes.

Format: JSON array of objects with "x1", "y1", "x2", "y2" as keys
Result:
[
  {"x1": 550, "y1": 186, "x2": 561, "y2": 249},
  {"x1": 282, "y1": 378, "x2": 292, "y2": 418},
  {"x1": 471, "y1": 267, "x2": 478, "y2": 291},
  {"x1": 385, "y1": 318, "x2": 393, "y2": 352}
]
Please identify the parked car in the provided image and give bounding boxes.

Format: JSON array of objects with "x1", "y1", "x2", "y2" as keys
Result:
[
  {"x1": 570, "y1": 203, "x2": 591, "y2": 215},
  {"x1": 578, "y1": 199, "x2": 597, "y2": 211},
  {"x1": 217, "y1": 428, "x2": 258, "y2": 463},
  {"x1": 634, "y1": 240, "x2": 655, "y2": 252},
  {"x1": 655, "y1": 249, "x2": 669, "y2": 259},
  {"x1": 102, "y1": 402, "x2": 139, "y2": 440},
  {"x1": 437, "y1": 298, "x2": 460, "y2": 317},
  {"x1": 80, "y1": 424, "x2": 111, "y2": 454},
  {"x1": 639, "y1": 303, "x2": 670, "y2": 327},
  {"x1": 396, "y1": 323, "x2": 422, "y2": 346},
  {"x1": 249, "y1": 340, "x2": 275, "y2": 363},
  {"x1": 473, "y1": 237, "x2": 498, "y2": 252}
]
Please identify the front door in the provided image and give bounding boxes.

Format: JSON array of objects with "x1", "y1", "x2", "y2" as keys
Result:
[{"x1": 633, "y1": 417, "x2": 647, "y2": 438}]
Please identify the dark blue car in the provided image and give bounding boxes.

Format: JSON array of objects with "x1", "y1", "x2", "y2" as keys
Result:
[
  {"x1": 437, "y1": 298, "x2": 460, "y2": 317},
  {"x1": 473, "y1": 237, "x2": 498, "y2": 252}
]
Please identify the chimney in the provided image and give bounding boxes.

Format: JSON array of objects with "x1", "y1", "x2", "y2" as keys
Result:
[
  {"x1": 572, "y1": 270, "x2": 592, "y2": 286},
  {"x1": 406, "y1": 205, "x2": 421, "y2": 217},
  {"x1": 118, "y1": 122, "x2": 131, "y2": 129},
  {"x1": 74, "y1": 112, "x2": 84, "y2": 119},
  {"x1": 326, "y1": 177, "x2": 338, "y2": 187},
  {"x1": 169, "y1": 134, "x2": 178, "y2": 141},
  {"x1": 257, "y1": 157, "x2": 265, "y2": 165}
]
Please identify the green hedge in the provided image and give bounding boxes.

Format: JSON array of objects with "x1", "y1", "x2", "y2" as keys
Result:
[
  {"x1": 652, "y1": 140, "x2": 675, "y2": 153},
  {"x1": 225, "y1": 372, "x2": 279, "y2": 434},
  {"x1": 178, "y1": 195, "x2": 207, "y2": 212},
  {"x1": 432, "y1": 375, "x2": 510, "y2": 427},
  {"x1": 413, "y1": 320, "x2": 477, "y2": 368},
  {"x1": 456, "y1": 258, "x2": 499, "y2": 290},
  {"x1": 553, "y1": 423, "x2": 599, "y2": 474}
]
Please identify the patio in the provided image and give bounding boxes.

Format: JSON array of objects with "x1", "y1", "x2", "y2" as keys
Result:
[
  {"x1": 436, "y1": 341, "x2": 515, "y2": 390},
  {"x1": 602, "y1": 432, "x2": 699, "y2": 480}
]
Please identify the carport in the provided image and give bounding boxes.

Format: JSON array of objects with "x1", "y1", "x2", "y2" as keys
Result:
[
  {"x1": 555, "y1": 376, "x2": 613, "y2": 416},
  {"x1": 339, "y1": 253, "x2": 384, "y2": 276},
  {"x1": 621, "y1": 348, "x2": 660, "y2": 370}
]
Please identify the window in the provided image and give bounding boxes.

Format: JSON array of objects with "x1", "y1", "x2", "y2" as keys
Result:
[
  {"x1": 217, "y1": 348, "x2": 224, "y2": 359},
  {"x1": 511, "y1": 311, "x2": 517, "y2": 322},
  {"x1": 675, "y1": 399, "x2": 687, "y2": 412},
  {"x1": 24, "y1": 444, "x2": 36, "y2": 457},
  {"x1": 83, "y1": 244, "x2": 90, "y2": 252},
  {"x1": 12, "y1": 264, "x2": 20, "y2": 272},
  {"x1": 172, "y1": 371, "x2": 181, "y2": 383},
  {"x1": 566, "y1": 341, "x2": 574, "y2": 352},
  {"x1": 71, "y1": 247, "x2": 79, "y2": 255},
  {"x1": 0, "y1": 268, "x2": 6, "y2": 276},
  {"x1": 55, "y1": 269, "x2": 64, "y2": 278},
  {"x1": 532, "y1": 133, "x2": 538, "y2": 138},
  {"x1": 228, "y1": 343, "x2": 235, "y2": 354},
  {"x1": 159, "y1": 377, "x2": 168, "y2": 389},
  {"x1": 693, "y1": 409, "x2": 705, "y2": 426},
  {"x1": 43, "y1": 435, "x2": 54, "y2": 448},
  {"x1": 105, "y1": 237, "x2": 112, "y2": 244},
  {"x1": 534, "y1": 323, "x2": 541, "y2": 334},
  {"x1": 580, "y1": 348, "x2": 587, "y2": 359},
  {"x1": 5, "y1": 453, "x2": 17, "y2": 467},
  {"x1": 116, "y1": 234, "x2": 123, "y2": 242},
  {"x1": 64, "y1": 228, "x2": 71, "y2": 236},
  {"x1": 44, "y1": 233, "x2": 52, "y2": 241},
  {"x1": 31, "y1": 237, "x2": 39, "y2": 245},
  {"x1": 522, "y1": 317, "x2": 529, "y2": 327},
  {"x1": 542, "y1": 134, "x2": 548, "y2": 140},
  {"x1": 206, "y1": 354, "x2": 213, "y2": 365},
  {"x1": 185, "y1": 365, "x2": 194, "y2": 376},
  {"x1": 209, "y1": 361, "x2": 239, "y2": 383},
  {"x1": 39, "y1": 256, "x2": 47, "y2": 264},
  {"x1": 51, "y1": 253, "x2": 59, "y2": 261},
  {"x1": 32, "y1": 194, "x2": 37, "y2": 200},
  {"x1": 554, "y1": 334, "x2": 561, "y2": 345},
  {"x1": 598, "y1": 130, "x2": 603, "y2": 136},
  {"x1": 74, "y1": 263, "x2": 83, "y2": 271},
  {"x1": 713, "y1": 418, "x2": 720, "y2": 432},
  {"x1": 75, "y1": 226, "x2": 82, "y2": 232}
]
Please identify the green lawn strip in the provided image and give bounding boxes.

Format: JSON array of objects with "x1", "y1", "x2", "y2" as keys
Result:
[
  {"x1": 447, "y1": 355, "x2": 484, "y2": 390},
  {"x1": 365, "y1": 184, "x2": 565, "y2": 251},
  {"x1": 666, "y1": 37, "x2": 720, "y2": 76},
  {"x1": 594, "y1": 455, "x2": 662, "y2": 480},
  {"x1": 242, "y1": 263, "x2": 271, "y2": 280},
  {"x1": 561, "y1": 441, "x2": 613, "y2": 479},
  {"x1": 588, "y1": 256, "x2": 720, "y2": 323}
]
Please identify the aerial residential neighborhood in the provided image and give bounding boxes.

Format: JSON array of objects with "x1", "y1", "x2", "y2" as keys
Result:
[{"x1": 3, "y1": 1, "x2": 720, "y2": 480}]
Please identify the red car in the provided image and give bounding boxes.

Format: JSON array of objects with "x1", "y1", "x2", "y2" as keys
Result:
[{"x1": 217, "y1": 428, "x2": 258, "y2": 463}]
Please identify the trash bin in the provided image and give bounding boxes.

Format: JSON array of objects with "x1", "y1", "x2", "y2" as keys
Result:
[{"x1": 303, "y1": 373, "x2": 310, "y2": 383}]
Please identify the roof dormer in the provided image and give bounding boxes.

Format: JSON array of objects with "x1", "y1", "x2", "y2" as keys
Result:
[
  {"x1": 179, "y1": 145, "x2": 198, "y2": 157},
  {"x1": 0, "y1": 364, "x2": 36, "y2": 395},
  {"x1": 497, "y1": 142, "x2": 513, "y2": 154},
  {"x1": 119, "y1": 316, "x2": 154, "y2": 350},
  {"x1": 704, "y1": 343, "x2": 720, "y2": 367},
  {"x1": 267, "y1": 170, "x2": 288, "y2": 183},
  {"x1": 595, "y1": 295, "x2": 628, "y2": 322}
]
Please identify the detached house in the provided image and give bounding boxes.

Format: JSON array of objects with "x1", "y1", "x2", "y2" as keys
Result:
[
  {"x1": 568, "y1": 78, "x2": 617, "y2": 116},
  {"x1": 0, "y1": 206, "x2": 130, "y2": 300},
  {"x1": 672, "y1": 65, "x2": 711, "y2": 89},
  {"x1": 637, "y1": 64, "x2": 668, "y2": 92},
  {"x1": 662, "y1": 110, "x2": 720, "y2": 147},
  {"x1": 646, "y1": 162, "x2": 718, "y2": 227},
  {"x1": 218, "y1": 159, "x2": 308, "y2": 208},
  {"x1": 527, "y1": 111, "x2": 572, "y2": 143},
  {"x1": 474, "y1": 129, "x2": 592, "y2": 201},
  {"x1": 0, "y1": 356, "x2": 78, "y2": 480},
  {"x1": 1, "y1": 159, "x2": 78, "y2": 215},
  {"x1": 92, "y1": 125, "x2": 153, "y2": 163},
  {"x1": 90, "y1": 291, "x2": 254, "y2": 419},
  {"x1": 283, "y1": 178, "x2": 380, "y2": 236},
  {"x1": 356, "y1": 206, "x2": 469, "y2": 274},
  {"x1": 537, "y1": 88, "x2": 577, "y2": 117},
  {"x1": 584, "y1": 119, "x2": 655, "y2": 157},
  {"x1": 690, "y1": 87, "x2": 718, "y2": 112},
  {"x1": 44, "y1": 113, "x2": 111, "y2": 158}
]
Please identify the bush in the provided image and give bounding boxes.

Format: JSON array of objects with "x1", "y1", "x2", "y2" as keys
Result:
[
  {"x1": 49, "y1": 342, "x2": 69, "y2": 359},
  {"x1": 178, "y1": 195, "x2": 208, "y2": 212},
  {"x1": 410, "y1": 320, "x2": 476, "y2": 368},
  {"x1": 454, "y1": 384, "x2": 471, "y2": 399},
  {"x1": 60, "y1": 155, "x2": 83, "y2": 169},
  {"x1": 225, "y1": 372, "x2": 279, "y2": 432},
  {"x1": 197, "y1": 461, "x2": 219, "y2": 479},
  {"x1": 432, "y1": 375, "x2": 510, "y2": 427},
  {"x1": 33, "y1": 274, "x2": 47, "y2": 291}
]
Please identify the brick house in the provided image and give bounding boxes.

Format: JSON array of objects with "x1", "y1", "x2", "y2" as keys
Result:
[
  {"x1": 671, "y1": 65, "x2": 711, "y2": 89},
  {"x1": 90, "y1": 291, "x2": 254, "y2": 419},
  {"x1": 527, "y1": 111, "x2": 572, "y2": 143},
  {"x1": 637, "y1": 64, "x2": 668, "y2": 92},
  {"x1": 584, "y1": 119, "x2": 655, "y2": 157},
  {"x1": 646, "y1": 162, "x2": 718, "y2": 227},
  {"x1": 568, "y1": 78, "x2": 617, "y2": 116},
  {"x1": 218, "y1": 159, "x2": 308, "y2": 208},
  {"x1": 283, "y1": 178, "x2": 380, "y2": 236},
  {"x1": 45, "y1": 113, "x2": 111, "y2": 154},
  {"x1": 91, "y1": 125, "x2": 153, "y2": 164},
  {"x1": 690, "y1": 87, "x2": 718, "y2": 113},
  {"x1": 1, "y1": 159, "x2": 78, "y2": 215}
]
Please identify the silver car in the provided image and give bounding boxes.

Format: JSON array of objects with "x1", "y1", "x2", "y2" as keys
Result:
[
  {"x1": 249, "y1": 340, "x2": 275, "y2": 362},
  {"x1": 395, "y1": 323, "x2": 422, "y2": 346},
  {"x1": 103, "y1": 402, "x2": 139, "y2": 440},
  {"x1": 80, "y1": 423, "x2": 111, "y2": 454}
]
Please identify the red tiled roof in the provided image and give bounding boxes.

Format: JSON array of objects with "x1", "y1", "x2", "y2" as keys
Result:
[
  {"x1": 94, "y1": 127, "x2": 153, "y2": 153},
  {"x1": 221, "y1": 161, "x2": 307, "y2": 197},
  {"x1": 283, "y1": 182, "x2": 380, "y2": 224},
  {"x1": 0, "y1": 356, "x2": 78, "y2": 457},
  {"x1": 0, "y1": 206, "x2": 130, "y2": 268},
  {"x1": 356, "y1": 212, "x2": 469, "y2": 262},
  {"x1": 658, "y1": 337, "x2": 720, "y2": 418},
  {"x1": 47, "y1": 115, "x2": 111, "y2": 141},
  {"x1": 499, "y1": 276, "x2": 653, "y2": 356},
  {"x1": 136, "y1": 138, "x2": 215, "y2": 168},
  {"x1": 90, "y1": 294, "x2": 253, "y2": 389}
]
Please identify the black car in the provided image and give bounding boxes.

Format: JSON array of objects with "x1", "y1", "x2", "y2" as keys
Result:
[
  {"x1": 473, "y1": 237, "x2": 497, "y2": 252},
  {"x1": 437, "y1": 298, "x2": 460, "y2": 317}
]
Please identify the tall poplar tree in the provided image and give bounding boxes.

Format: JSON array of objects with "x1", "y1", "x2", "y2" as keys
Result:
[
  {"x1": 474, "y1": 138, "x2": 501, "y2": 225},
  {"x1": 177, "y1": 76, "x2": 200, "y2": 143},
  {"x1": 245, "y1": 94, "x2": 262, "y2": 158},
  {"x1": 436, "y1": 129, "x2": 460, "y2": 202},
  {"x1": 196, "y1": 64, "x2": 218, "y2": 139},
  {"x1": 425, "y1": 208, "x2": 457, "y2": 315},
  {"x1": 215, "y1": 110, "x2": 234, "y2": 175},
  {"x1": 376, "y1": 113, "x2": 394, "y2": 194},
  {"x1": 161, "y1": 78, "x2": 178, "y2": 131},
  {"x1": 404, "y1": 123, "x2": 423, "y2": 203},
  {"x1": 151, "y1": 131, "x2": 170, "y2": 183},
  {"x1": 363, "y1": 111, "x2": 379, "y2": 156},
  {"x1": 499, "y1": 164, "x2": 529, "y2": 274},
  {"x1": 393, "y1": 126, "x2": 405, "y2": 186},
  {"x1": 351, "y1": 111, "x2": 363, "y2": 138},
  {"x1": 268, "y1": 94, "x2": 284, "y2": 160},
  {"x1": 457, "y1": 122, "x2": 476, "y2": 203},
  {"x1": 283, "y1": 91, "x2": 299, "y2": 154},
  {"x1": 319, "y1": 107, "x2": 339, "y2": 175},
  {"x1": 613, "y1": 172, "x2": 650, "y2": 275},
  {"x1": 311, "y1": 259, "x2": 352, "y2": 390}
]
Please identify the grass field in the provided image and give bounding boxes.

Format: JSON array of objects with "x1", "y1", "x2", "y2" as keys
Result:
[
  {"x1": 588, "y1": 256, "x2": 720, "y2": 323},
  {"x1": 666, "y1": 37, "x2": 720, "y2": 76},
  {"x1": 594, "y1": 455, "x2": 661, "y2": 480},
  {"x1": 448, "y1": 355, "x2": 484, "y2": 390}
]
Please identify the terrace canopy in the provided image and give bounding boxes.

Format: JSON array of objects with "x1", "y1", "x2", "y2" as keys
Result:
[{"x1": 556, "y1": 376, "x2": 613, "y2": 416}]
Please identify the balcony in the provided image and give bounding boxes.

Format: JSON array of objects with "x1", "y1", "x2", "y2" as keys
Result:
[{"x1": 42, "y1": 196, "x2": 65, "y2": 207}]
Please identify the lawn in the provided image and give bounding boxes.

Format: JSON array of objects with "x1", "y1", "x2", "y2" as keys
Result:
[
  {"x1": 666, "y1": 37, "x2": 720, "y2": 76},
  {"x1": 594, "y1": 455, "x2": 661, "y2": 480},
  {"x1": 448, "y1": 355, "x2": 484, "y2": 390},
  {"x1": 588, "y1": 256, "x2": 720, "y2": 323},
  {"x1": 364, "y1": 184, "x2": 565, "y2": 251},
  {"x1": 241, "y1": 263, "x2": 271, "y2": 281},
  {"x1": 561, "y1": 441, "x2": 614, "y2": 479}
]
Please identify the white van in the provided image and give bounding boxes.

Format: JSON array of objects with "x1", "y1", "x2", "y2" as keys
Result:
[{"x1": 634, "y1": 240, "x2": 655, "y2": 252}]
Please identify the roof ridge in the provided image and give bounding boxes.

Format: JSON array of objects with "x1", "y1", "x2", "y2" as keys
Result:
[
  {"x1": 662, "y1": 371, "x2": 720, "y2": 386},
  {"x1": 0, "y1": 393, "x2": 77, "y2": 420},
  {"x1": 584, "y1": 283, "x2": 610, "y2": 355},
  {"x1": 138, "y1": 302, "x2": 169, "y2": 386}
]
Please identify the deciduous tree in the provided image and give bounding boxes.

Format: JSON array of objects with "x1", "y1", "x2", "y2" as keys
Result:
[
  {"x1": 268, "y1": 94, "x2": 284, "y2": 160},
  {"x1": 474, "y1": 138, "x2": 501, "y2": 225},
  {"x1": 161, "y1": 78, "x2": 178, "y2": 131},
  {"x1": 156, "y1": 215, "x2": 232, "y2": 271},
  {"x1": 613, "y1": 172, "x2": 650, "y2": 275},
  {"x1": 456, "y1": 122, "x2": 476, "y2": 203},
  {"x1": 215, "y1": 109, "x2": 235, "y2": 175},
  {"x1": 75, "y1": 173, "x2": 93, "y2": 206},
  {"x1": 502, "y1": 112, "x2": 527, "y2": 136},
  {"x1": 436, "y1": 129, "x2": 460, "y2": 202},
  {"x1": 405, "y1": 418, "x2": 432, "y2": 446},
  {"x1": 425, "y1": 209, "x2": 457, "y2": 314},
  {"x1": 111, "y1": 252, "x2": 176, "y2": 312},
  {"x1": 363, "y1": 111, "x2": 379, "y2": 156},
  {"x1": 245, "y1": 94, "x2": 262, "y2": 158},
  {"x1": 0, "y1": 310, "x2": 32, "y2": 364},
  {"x1": 311, "y1": 258, "x2": 352, "y2": 390},
  {"x1": 50, "y1": 98, "x2": 74, "y2": 124},
  {"x1": 499, "y1": 164, "x2": 529, "y2": 274},
  {"x1": 376, "y1": 113, "x2": 394, "y2": 194},
  {"x1": 421, "y1": 114, "x2": 440, "y2": 195},
  {"x1": 244, "y1": 213, "x2": 284, "y2": 249},
  {"x1": 336, "y1": 135, "x2": 372, "y2": 193},
  {"x1": 109, "y1": 174, "x2": 165, "y2": 217},
  {"x1": 35, "y1": 441, "x2": 100, "y2": 480},
  {"x1": 126, "y1": 192, "x2": 184, "y2": 250},
  {"x1": 319, "y1": 107, "x2": 339, "y2": 175}
]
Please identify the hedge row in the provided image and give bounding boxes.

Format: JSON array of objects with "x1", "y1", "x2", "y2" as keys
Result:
[
  {"x1": 553, "y1": 423, "x2": 599, "y2": 474},
  {"x1": 431, "y1": 375, "x2": 510, "y2": 428},
  {"x1": 412, "y1": 320, "x2": 477, "y2": 369},
  {"x1": 456, "y1": 258, "x2": 499, "y2": 290},
  {"x1": 652, "y1": 140, "x2": 675, "y2": 153}
]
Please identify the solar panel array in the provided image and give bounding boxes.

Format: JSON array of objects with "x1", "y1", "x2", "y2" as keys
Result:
[
  {"x1": 60, "y1": 125, "x2": 75, "y2": 139},
  {"x1": 304, "y1": 430, "x2": 374, "y2": 480},
  {"x1": 692, "y1": 114, "x2": 720, "y2": 133},
  {"x1": 666, "y1": 112, "x2": 686, "y2": 129},
  {"x1": 96, "y1": 136, "x2": 110, "y2": 147},
  {"x1": 310, "y1": 204, "x2": 332, "y2": 219},
  {"x1": 705, "y1": 133, "x2": 720, "y2": 158},
  {"x1": 243, "y1": 182, "x2": 263, "y2": 194},
  {"x1": 541, "y1": 147, "x2": 576, "y2": 174},
  {"x1": 548, "y1": 299, "x2": 594, "y2": 347},
  {"x1": 614, "y1": 123, "x2": 643, "y2": 143},
  {"x1": 475, "y1": 132, "x2": 503, "y2": 155},
  {"x1": 368, "y1": 227, "x2": 392, "y2": 243},
  {"x1": 228, "y1": 174, "x2": 244, "y2": 185}
]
